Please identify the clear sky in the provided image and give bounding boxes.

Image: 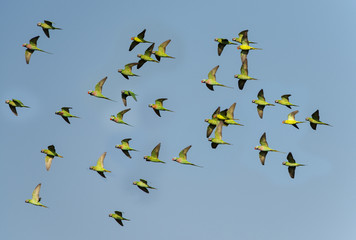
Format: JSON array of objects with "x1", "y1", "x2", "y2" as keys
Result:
[{"x1": 1, "y1": 0, "x2": 356, "y2": 239}]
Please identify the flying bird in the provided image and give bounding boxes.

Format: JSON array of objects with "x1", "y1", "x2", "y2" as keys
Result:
[
  {"x1": 22, "y1": 36, "x2": 51, "y2": 64},
  {"x1": 205, "y1": 106, "x2": 221, "y2": 138},
  {"x1": 216, "y1": 103, "x2": 244, "y2": 126},
  {"x1": 55, "y1": 107, "x2": 79, "y2": 124},
  {"x1": 252, "y1": 89, "x2": 275, "y2": 119},
  {"x1": 110, "y1": 108, "x2": 132, "y2": 126},
  {"x1": 172, "y1": 145, "x2": 202, "y2": 167},
  {"x1": 275, "y1": 94, "x2": 299, "y2": 109},
  {"x1": 109, "y1": 211, "x2": 130, "y2": 226},
  {"x1": 152, "y1": 39, "x2": 175, "y2": 61},
  {"x1": 121, "y1": 90, "x2": 138, "y2": 106},
  {"x1": 129, "y1": 29, "x2": 152, "y2": 51},
  {"x1": 133, "y1": 179, "x2": 156, "y2": 193},
  {"x1": 88, "y1": 77, "x2": 114, "y2": 101},
  {"x1": 232, "y1": 30, "x2": 257, "y2": 44},
  {"x1": 25, "y1": 183, "x2": 48, "y2": 208},
  {"x1": 41, "y1": 145, "x2": 63, "y2": 171},
  {"x1": 305, "y1": 110, "x2": 331, "y2": 130},
  {"x1": 5, "y1": 99, "x2": 30, "y2": 116},
  {"x1": 149, "y1": 98, "x2": 173, "y2": 117},
  {"x1": 283, "y1": 152, "x2": 305, "y2": 179},
  {"x1": 208, "y1": 121, "x2": 231, "y2": 149},
  {"x1": 201, "y1": 65, "x2": 233, "y2": 91},
  {"x1": 137, "y1": 43, "x2": 159, "y2": 69},
  {"x1": 254, "y1": 132, "x2": 284, "y2": 165},
  {"x1": 282, "y1": 110, "x2": 304, "y2": 129},
  {"x1": 144, "y1": 143, "x2": 165, "y2": 163},
  {"x1": 214, "y1": 38, "x2": 237, "y2": 56},
  {"x1": 89, "y1": 152, "x2": 111, "y2": 178},
  {"x1": 115, "y1": 138, "x2": 137, "y2": 159},
  {"x1": 234, "y1": 57, "x2": 257, "y2": 90},
  {"x1": 37, "y1": 20, "x2": 62, "y2": 38},
  {"x1": 118, "y1": 63, "x2": 139, "y2": 79}
]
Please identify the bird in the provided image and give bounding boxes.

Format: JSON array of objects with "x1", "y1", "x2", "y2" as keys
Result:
[
  {"x1": 252, "y1": 89, "x2": 275, "y2": 119},
  {"x1": 5, "y1": 99, "x2": 30, "y2": 116},
  {"x1": 129, "y1": 29, "x2": 152, "y2": 51},
  {"x1": 201, "y1": 65, "x2": 233, "y2": 91},
  {"x1": 152, "y1": 39, "x2": 175, "y2": 61},
  {"x1": 109, "y1": 211, "x2": 130, "y2": 226},
  {"x1": 216, "y1": 103, "x2": 244, "y2": 126},
  {"x1": 275, "y1": 94, "x2": 299, "y2": 109},
  {"x1": 137, "y1": 43, "x2": 159, "y2": 69},
  {"x1": 254, "y1": 132, "x2": 284, "y2": 165},
  {"x1": 208, "y1": 121, "x2": 231, "y2": 149},
  {"x1": 121, "y1": 90, "x2": 138, "y2": 106},
  {"x1": 22, "y1": 36, "x2": 51, "y2": 64},
  {"x1": 88, "y1": 77, "x2": 114, "y2": 101},
  {"x1": 110, "y1": 108, "x2": 132, "y2": 126},
  {"x1": 41, "y1": 145, "x2": 63, "y2": 171},
  {"x1": 144, "y1": 143, "x2": 165, "y2": 163},
  {"x1": 115, "y1": 138, "x2": 137, "y2": 159},
  {"x1": 133, "y1": 179, "x2": 156, "y2": 193},
  {"x1": 55, "y1": 107, "x2": 79, "y2": 124},
  {"x1": 25, "y1": 183, "x2": 48, "y2": 208},
  {"x1": 89, "y1": 152, "x2": 111, "y2": 178},
  {"x1": 282, "y1": 110, "x2": 305, "y2": 129},
  {"x1": 172, "y1": 145, "x2": 202, "y2": 167},
  {"x1": 235, "y1": 30, "x2": 261, "y2": 52},
  {"x1": 37, "y1": 20, "x2": 62, "y2": 38},
  {"x1": 205, "y1": 106, "x2": 221, "y2": 138},
  {"x1": 232, "y1": 30, "x2": 257, "y2": 44},
  {"x1": 234, "y1": 57, "x2": 257, "y2": 90},
  {"x1": 214, "y1": 38, "x2": 237, "y2": 56},
  {"x1": 283, "y1": 152, "x2": 305, "y2": 179},
  {"x1": 305, "y1": 110, "x2": 331, "y2": 130},
  {"x1": 149, "y1": 98, "x2": 173, "y2": 117},
  {"x1": 118, "y1": 63, "x2": 139, "y2": 80}
]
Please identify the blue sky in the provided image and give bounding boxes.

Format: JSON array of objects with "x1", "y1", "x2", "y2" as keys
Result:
[{"x1": 1, "y1": 0, "x2": 356, "y2": 239}]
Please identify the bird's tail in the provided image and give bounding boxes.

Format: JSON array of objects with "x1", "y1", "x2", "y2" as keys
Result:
[
  {"x1": 39, "y1": 49, "x2": 53, "y2": 54},
  {"x1": 58, "y1": 154, "x2": 63, "y2": 158},
  {"x1": 250, "y1": 41, "x2": 258, "y2": 44},
  {"x1": 252, "y1": 47, "x2": 262, "y2": 50},
  {"x1": 54, "y1": 27, "x2": 62, "y2": 30},
  {"x1": 24, "y1": 105, "x2": 30, "y2": 108}
]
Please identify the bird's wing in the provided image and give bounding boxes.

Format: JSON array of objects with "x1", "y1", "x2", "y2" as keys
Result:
[
  {"x1": 94, "y1": 77, "x2": 108, "y2": 93},
  {"x1": 117, "y1": 108, "x2": 131, "y2": 119},
  {"x1": 208, "y1": 65, "x2": 219, "y2": 81},
  {"x1": 44, "y1": 20, "x2": 54, "y2": 26},
  {"x1": 179, "y1": 145, "x2": 192, "y2": 159},
  {"x1": 32, "y1": 183, "x2": 41, "y2": 202},
  {"x1": 257, "y1": 89, "x2": 265, "y2": 101},
  {"x1": 121, "y1": 138, "x2": 131, "y2": 146},
  {"x1": 43, "y1": 28, "x2": 50, "y2": 38},
  {"x1": 128, "y1": 91, "x2": 137, "y2": 101},
  {"x1": 138, "y1": 186, "x2": 149, "y2": 194},
  {"x1": 137, "y1": 29, "x2": 146, "y2": 39},
  {"x1": 158, "y1": 39, "x2": 171, "y2": 53},
  {"x1": 241, "y1": 58, "x2": 248, "y2": 75},
  {"x1": 115, "y1": 219, "x2": 124, "y2": 226},
  {"x1": 125, "y1": 62, "x2": 138, "y2": 70},
  {"x1": 144, "y1": 43, "x2": 155, "y2": 56},
  {"x1": 312, "y1": 110, "x2": 320, "y2": 121},
  {"x1": 48, "y1": 145, "x2": 56, "y2": 153},
  {"x1": 226, "y1": 103, "x2": 236, "y2": 119},
  {"x1": 9, "y1": 105, "x2": 18, "y2": 116},
  {"x1": 97, "y1": 152, "x2": 107, "y2": 168},
  {"x1": 207, "y1": 124, "x2": 216, "y2": 138},
  {"x1": 129, "y1": 41, "x2": 139, "y2": 51},
  {"x1": 140, "y1": 179, "x2": 148, "y2": 184},
  {"x1": 62, "y1": 116, "x2": 70, "y2": 124},
  {"x1": 259, "y1": 151, "x2": 267, "y2": 165},
  {"x1": 259, "y1": 132, "x2": 268, "y2": 147},
  {"x1": 212, "y1": 106, "x2": 220, "y2": 118},
  {"x1": 25, "y1": 49, "x2": 34, "y2": 64},
  {"x1": 61, "y1": 107, "x2": 72, "y2": 112},
  {"x1": 239, "y1": 30, "x2": 249, "y2": 45},
  {"x1": 238, "y1": 80, "x2": 247, "y2": 90},
  {"x1": 155, "y1": 98, "x2": 167, "y2": 107},
  {"x1": 121, "y1": 93, "x2": 127, "y2": 106},
  {"x1": 257, "y1": 105, "x2": 265, "y2": 119},
  {"x1": 217, "y1": 43, "x2": 226, "y2": 56},
  {"x1": 122, "y1": 150, "x2": 132, "y2": 158},
  {"x1": 30, "y1": 36, "x2": 40, "y2": 46},
  {"x1": 288, "y1": 166, "x2": 296, "y2": 179},
  {"x1": 137, "y1": 59, "x2": 146, "y2": 69},
  {"x1": 281, "y1": 94, "x2": 291, "y2": 101},
  {"x1": 154, "y1": 109, "x2": 161, "y2": 117},
  {"x1": 288, "y1": 110, "x2": 299, "y2": 120},
  {"x1": 214, "y1": 121, "x2": 223, "y2": 140},
  {"x1": 287, "y1": 152, "x2": 296, "y2": 163},
  {"x1": 45, "y1": 155, "x2": 53, "y2": 171},
  {"x1": 151, "y1": 143, "x2": 161, "y2": 158}
]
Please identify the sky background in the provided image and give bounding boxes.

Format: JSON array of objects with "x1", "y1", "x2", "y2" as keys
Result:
[{"x1": 1, "y1": 0, "x2": 356, "y2": 239}]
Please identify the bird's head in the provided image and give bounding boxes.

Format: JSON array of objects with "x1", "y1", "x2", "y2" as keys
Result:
[
  {"x1": 131, "y1": 37, "x2": 134, "y2": 41},
  {"x1": 5, "y1": 100, "x2": 9, "y2": 104},
  {"x1": 41, "y1": 149, "x2": 45, "y2": 153},
  {"x1": 237, "y1": 46, "x2": 241, "y2": 50},
  {"x1": 204, "y1": 119, "x2": 209, "y2": 122},
  {"x1": 109, "y1": 213, "x2": 113, "y2": 217},
  {"x1": 254, "y1": 146, "x2": 259, "y2": 150},
  {"x1": 116, "y1": 145, "x2": 122, "y2": 149},
  {"x1": 89, "y1": 166, "x2": 94, "y2": 170},
  {"x1": 252, "y1": 100, "x2": 255, "y2": 103},
  {"x1": 37, "y1": 22, "x2": 42, "y2": 26},
  {"x1": 118, "y1": 69, "x2": 122, "y2": 73},
  {"x1": 25, "y1": 200, "x2": 29, "y2": 203},
  {"x1": 275, "y1": 100, "x2": 279, "y2": 103},
  {"x1": 152, "y1": 51, "x2": 156, "y2": 54},
  {"x1": 55, "y1": 111, "x2": 61, "y2": 115},
  {"x1": 143, "y1": 156, "x2": 147, "y2": 160},
  {"x1": 88, "y1": 90, "x2": 93, "y2": 95},
  {"x1": 137, "y1": 54, "x2": 141, "y2": 58},
  {"x1": 148, "y1": 104, "x2": 153, "y2": 108},
  {"x1": 133, "y1": 181, "x2": 137, "y2": 185},
  {"x1": 305, "y1": 117, "x2": 310, "y2": 121},
  {"x1": 234, "y1": 74, "x2": 238, "y2": 78},
  {"x1": 22, "y1": 43, "x2": 27, "y2": 47},
  {"x1": 201, "y1": 79, "x2": 206, "y2": 83},
  {"x1": 110, "y1": 116, "x2": 115, "y2": 121},
  {"x1": 172, "y1": 157, "x2": 177, "y2": 162},
  {"x1": 121, "y1": 90, "x2": 125, "y2": 94},
  {"x1": 282, "y1": 161, "x2": 287, "y2": 165},
  {"x1": 208, "y1": 138, "x2": 212, "y2": 141},
  {"x1": 232, "y1": 38, "x2": 237, "y2": 42},
  {"x1": 282, "y1": 120, "x2": 285, "y2": 124}
]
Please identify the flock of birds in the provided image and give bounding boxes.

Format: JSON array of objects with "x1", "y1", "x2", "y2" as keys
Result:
[{"x1": 7, "y1": 23, "x2": 332, "y2": 226}]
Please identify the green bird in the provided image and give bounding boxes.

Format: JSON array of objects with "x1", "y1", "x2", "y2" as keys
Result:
[
  {"x1": 201, "y1": 65, "x2": 233, "y2": 91},
  {"x1": 252, "y1": 89, "x2": 275, "y2": 119},
  {"x1": 305, "y1": 110, "x2": 331, "y2": 130},
  {"x1": 216, "y1": 102, "x2": 244, "y2": 126},
  {"x1": 137, "y1": 43, "x2": 159, "y2": 69},
  {"x1": 275, "y1": 94, "x2": 299, "y2": 109},
  {"x1": 89, "y1": 152, "x2": 111, "y2": 178},
  {"x1": 144, "y1": 143, "x2": 165, "y2": 163},
  {"x1": 22, "y1": 36, "x2": 51, "y2": 64},
  {"x1": 254, "y1": 132, "x2": 284, "y2": 165},
  {"x1": 214, "y1": 38, "x2": 237, "y2": 56},
  {"x1": 110, "y1": 108, "x2": 132, "y2": 126},
  {"x1": 5, "y1": 99, "x2": 30, "y2": 116},
  {"x1": 118, "y1": 63, "x2": 139, "y2": 80},
  {"x1": 109, "y1": 211, "x2": 130, "y2": 226},
  {"x1": 152, "y1": 39, "x2": 175, "y2": 61},
  {"x1": 282, "y1": 110, "x2": 305, "y2": 129},
  {"x1": 172, "y1": 145, "x2": 202, "y2": 167},
  {"x1": 41, "y1": 145, "x2": 63, "y2": 171},
  {"x1": 205, "y1": 106, "x2": 221, "y2": 138},
  {"x1": 133, "y1": 179, "x2": 156, "y2": 193},
  {"x1": 88, "y1": 76, "x2": 114, "y2": 101},
  {"x1": 129, "y1": 29, "x2": 152, "y2": 51},
  {"x1": 236, "y1": 30, "x2": 262, "y2": 52},
  {"x1": 121, "y1": 90, "x2": 138, "y2": 106},
  {"x1": 283, "y1": 152, "x2": 305, "y2": 179},
  {"x1": 25, "y1": 183, "x2": 48, "y2": 208},
  {"x1": 149, "y1": 98, "x2": 173, "y2": 117},
  {"x1": 55, "y1": 107, "x2": 79, "y2": 124},
  {"x1": 115, "y1": 138, "x2": 137, "y2": 159},
  {"x1": 234, "y1": 57, "x2": 257, "y2": 90},
  {"x1": 232, "y1": 30, "x2": 257, "y2": 44},
  {"x1": 208, "y1": 121, "x2": 231, "y2": 149},
  {"x1": 37, "y1": 20, "x2": 62, "y2": 38}
]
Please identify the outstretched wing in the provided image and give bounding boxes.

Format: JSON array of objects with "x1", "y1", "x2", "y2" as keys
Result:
[
  {"x1": 129, "y1": 41, "x2": 139, "y2": 51},
  {"x1": 96, "y1": 152, "x2": 107, "y2": 168},
  {"x1": 257, "y1": 89, "x2": 265, "y2": 101},
  {"x1": 48, "y1": 145, "x2": 56, "y2": 153},
  {"x1": 95, "y1": 77, "x2": 108, "y2": 93},
  {"x1": 212, "y1": 106, "x2": 220, "y2": 118},
  {"x1": 155, "y1": 98, "x2": 167, "y2": 107},
  {"x1": 287, "y1": 152, "x2": 296, "y2": 163},
  {"x1": 179, "y1": 145, "x2": 192, "y2": 159},
  {"x1": 288, "y1": 166, "x2": 296, "y2": 179},
  {"x1": 158, "y1": 39, "x2": 171, "y2": 53},
  {"x1": 207, "y1": 124, "x2": 216, "y2": 138},
  {"x1": 239, "y1": 30, "x2": 249, "y2": 45},
  {"x1": 144, "y1": 43, "x2": 155, "y2": 56},
  {"x1": 137, "y1": 29, "x2": 146, "y2": 39},
  {"x1": 25, "y1": 49, "x2": 34, "y2": 64},
  {"x1": 311, "y1": 110, "x2": 320, "y2": 121},
  {"x1": 45, "y1": 155, "x2": 54, "y2": 171},
  {"x1": 61, "y1": 107, "x2": 72, "y2": 112},
  {"x1": 151, "y1": 143, "x2": 161, "y2": 158},
  {"x1": 226, "y1": 103, "x2": 236, "y2": 119},
  {"x1": 281, "y1": 94, "x2": 291, "y2": 101},
  {"x1": 9, "y1": 105, "x2": 18, "y2": 116},
  {"x1": 124, "y1": 62, "x2": 138, "y2": 70},
  {"x1": 208, "y1": 65, "x2": 219, "y2": 80},
  {"x1": 117, "y1": 108, "x2": 131, "y2": 119},
  {"x1": 121, "y1": 138, "x2": 132, "y2": 145},
  {"x1": 217, "y1": 43, "x2": 226, "y2": 56},
  {"x1": 214, "y1": 121, "x2": 223, "y2": 140},
  {"x1": 259, "y1": 132, "x2": 268, "y2": 147},
  {"x1": 259, "y1": 151, "x2": 267, "y2": 165},
  {"x1": 32, "y1": 183, "x2": 41, "y2": 202},
  {"x1": 30, "y1": 36, "x2": 40, "y2": 46},
  {"x1": 257, "y1": 105, "x2": 265, "y2": 119},
  {"x1": 288, "y1": 110, "x2": 299, "y2": 120}
]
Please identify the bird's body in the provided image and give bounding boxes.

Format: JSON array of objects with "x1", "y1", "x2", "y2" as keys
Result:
[
  {"x1": 255, "y1": 132, "x2": 283, "y2": 165},
  {"x1": 214, "y1": 38, "x2": 237, "y2": 56},
  {"x1": 149, "y1": 98, "x2": 173, "y2": 117},
  {"x1": 202, "y1": 65, "x2": 232, "y2": 91},
  {"x1": 152, "y1": 39, "x2": 175, "y2": 61},
  {"x1": 205, "y1": 107, "x2": 221, "y2": 138},
  {"x1": 129, "y1": 29, "x2": 152, "y2": 51},
  {"x1": 133, "y1": 179, "x2": 156, "y2": 193},
  {"x1": 118, "y1": 63, "x2": 139, "y2": 79},
  {"x1": 55, "y1": 107, "x2": 79, "y2": 124},
  {"x1": 305, "y1": 110, "x2": 331, "y2": 130},
  {"x1": 144, "y1": 143, "x2": 165, "y2": 163},
  {"x1": 234, "y1": 54, "x2": 257, "y2": 90},
  {"x1": 22, "y1": 36, "x2": 50, "y2": 64},
  {"x1": 110, "y1": 108, "x2": 131, "y2": 126},
  {"x1": 109, "y1": 211, "x2": 130, "y2": 226},
  {"x1": 5, "y1": 99, "x2": 29, "y2": 116},
  {"x1": 173, "y1": 145, "x2": 202, "y2": 167},
  {"x1": 89, "y1": 152, "x2": 111, "y2": 178},
  {"x1": 25, "y1": 183, "x2": 48, "y2": 208},
  {"x1": 121, "y1": 90, "x2": 137, "y2": 106},
  {"x1": 37, "y1": 20, "x2": 62, "y2": 38},
  {"x1": 137, "y1": 43, "x2": 158, "y2": 69},
  {"x1": 275, "y1": 94, "x2": 298, "y2": 109},
  {"x1": 208, "y1": 121, "x2": 231, "y2": 149},
  {"x1": 252, "y1": 89, "x2": 274, "y2": 119},
  {"x1": 282, "y1": 110, "x2": 304, "y2": 129},
  {"x1": 41, "y1": 145, "x2": 63, "y2": 171},
  {"x1": 115, "y1": 138, "x2": 137, "y2": 159},
  {"x1": 282, "y1": 152, "x2": 305, "y2": 179},
  {"x1": 88, "y1": 77, "x2": 114, "y2": 101}
]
